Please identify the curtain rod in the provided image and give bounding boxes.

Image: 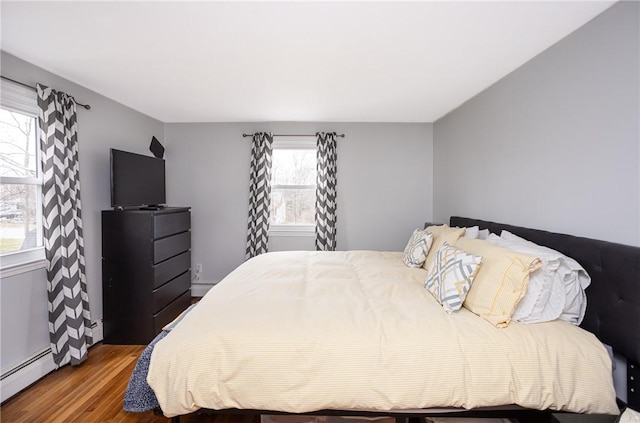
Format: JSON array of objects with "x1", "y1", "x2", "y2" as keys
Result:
[
  {"x1": 242, "y1": 133, "x2": 345, "y2": 138},
  {"x1": 1, "y1": 75, "x2": 91, "y2": 110}
]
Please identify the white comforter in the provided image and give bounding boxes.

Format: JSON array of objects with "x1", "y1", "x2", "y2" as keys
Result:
[{"x1": 147, "y1": 251, "x2": 618, "y2": 417}]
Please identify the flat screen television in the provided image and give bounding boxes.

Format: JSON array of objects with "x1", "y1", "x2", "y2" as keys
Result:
[{"x1": 110, "y1": 149, "x2": 166, "y2": 209}]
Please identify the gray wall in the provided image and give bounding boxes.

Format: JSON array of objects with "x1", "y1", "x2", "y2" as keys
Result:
[
  {"x1": 165, "y1": 122, "x2": 433, "y2": 287},
  {"x1": 433, "y1": 1, "x2": 640, "y2": 247},
  {"x1": 0, "y1": 52, "x2": 164, "y2": 373}
]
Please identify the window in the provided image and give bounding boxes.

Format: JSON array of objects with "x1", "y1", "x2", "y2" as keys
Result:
[
  {"x1": 0, "y1": 79, "x2": 44, "y2": 268},
  {"x1": 269, "y1": 139, "x2": 316, "y2": 234}
]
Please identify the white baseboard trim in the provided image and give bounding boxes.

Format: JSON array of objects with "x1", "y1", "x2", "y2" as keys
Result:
[
  {"x1": 191, "y1": 281, "x2": 218, "y2": 297},
  {"x1": 92, "y1": 319, "x2": 104, "y2": 345},
  {"x1": 0, "y1": 319, "x2": 104, "y2": 403}
]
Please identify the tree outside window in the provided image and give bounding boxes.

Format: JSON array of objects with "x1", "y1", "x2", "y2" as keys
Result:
[
  {"x1": 270, "y1": 148, "x2": 316, "y2": 226},
  {"x1": 0, "y1": 108, "x2": 42, "y2": 254}
]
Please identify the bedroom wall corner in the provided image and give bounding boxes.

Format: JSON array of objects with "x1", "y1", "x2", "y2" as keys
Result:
[{"x1": 432, "y1": 1, "x2": 640, "y2": 246}]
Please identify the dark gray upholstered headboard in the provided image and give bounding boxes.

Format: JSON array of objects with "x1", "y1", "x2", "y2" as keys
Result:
[{"x1": 449, "y1": 217, "x2": 640, "y2": 367}]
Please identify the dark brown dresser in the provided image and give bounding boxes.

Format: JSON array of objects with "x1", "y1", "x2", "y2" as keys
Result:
[{"x1": 102, "y1": 207, "x2": 191, "y2": 344}]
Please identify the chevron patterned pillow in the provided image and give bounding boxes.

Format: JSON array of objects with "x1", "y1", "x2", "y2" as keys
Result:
[
  {"x1": 425, "y1": 242, "x2": 482, "y2": 313},
  {"x1": 402, "y1": 229, "x2": 434, "y2": 268}
]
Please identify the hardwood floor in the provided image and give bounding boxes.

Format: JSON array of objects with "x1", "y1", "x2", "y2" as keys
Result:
[{"x1": 0, "y1": 342, "x2": 259, "y2": 423}]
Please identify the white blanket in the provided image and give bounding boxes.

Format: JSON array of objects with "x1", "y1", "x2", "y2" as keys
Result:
[{"x1": 147, "y1": 251, "x2": 618, "y2": 417}]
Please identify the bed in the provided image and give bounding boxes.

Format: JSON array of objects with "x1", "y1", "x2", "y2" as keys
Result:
[{"x1": 125, "y1": 216, "x2": 640, "y2": 422}]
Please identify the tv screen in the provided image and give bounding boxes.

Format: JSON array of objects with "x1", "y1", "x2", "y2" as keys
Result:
[{"x1": 110, "y1": 149, "x2": 166, "y2": 208}]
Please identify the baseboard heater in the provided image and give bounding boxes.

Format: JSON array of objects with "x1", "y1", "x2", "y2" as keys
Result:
[
  {"x1": 1, "y1": 320, "x2": 100, "y2": 403},
  {"x1": 0, "y1": 347, "x2": 52, "y2": 382}
]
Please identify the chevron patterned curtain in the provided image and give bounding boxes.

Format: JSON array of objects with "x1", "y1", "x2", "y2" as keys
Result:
[
  {"x1": 246, "y1": 132, "x2": 274, "y2": 259},
  {"x1": 37, "y1": 84, "x2": 92, "y2": 368},
  {"x1": 316, "y1": 132, "x2": 337, "y2": 251}
]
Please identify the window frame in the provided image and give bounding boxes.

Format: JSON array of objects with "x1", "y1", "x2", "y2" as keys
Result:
[
  {"x1": 269, "y1": 138, "x2": 316, "y2": 237},
  {"x1": 0, "y1": 79, "x2": 46, "y2": 272}
]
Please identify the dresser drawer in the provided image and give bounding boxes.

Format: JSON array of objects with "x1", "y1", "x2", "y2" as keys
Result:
[
  {"x1": 154, "y1": 212, "x2": 190, "y2": 239},
  {"x1": 154, "y1": 290, "x2": 191, "y2": 334},
  {"x1": 153, "y1": 271, "x2": 191, "y2": 314},
  {"x1": 154, "y1": 232, "x2": 190, "y2": 264},
  {"x1": 154, "y1": 251, "x2": 190, "y2": 289}
]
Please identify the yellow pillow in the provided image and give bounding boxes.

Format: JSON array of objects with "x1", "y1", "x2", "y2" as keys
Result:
[
  {"x1": 455, "y1": 237, "x2": 541, "y2": 328},
  {"x1": 423, "y1": 225, "x2": 466, "y2": 271}
]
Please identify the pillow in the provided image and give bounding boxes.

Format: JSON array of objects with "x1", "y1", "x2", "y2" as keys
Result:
[
  {"x1": 425, "y1": 242, "x2": 482, "y2": 313},
  {"x1": 500, "y1": 230, "x2": 590, "y2": 325},
  {"x1": 455, "y1": 237, "x2": 542, "y2": 327},
  {"x1": 463, "y1": 226, "x2": 480, "y2": 239},
  {"x1": 486, "y1": 233, "x2": 560, "y2": 324},
  {"x1": 402, "y1": 228, "x2": 433, "y2": 268},
  {"x1": 423, "y1": 225, "x2": 466, "y2": 271},
  {"x1": 477, "y1": 229, "x2": 490, "y2": 240}
]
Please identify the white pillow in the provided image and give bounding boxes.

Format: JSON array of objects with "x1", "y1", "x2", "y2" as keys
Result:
[
  {"x1": 500, "y1": 230, "x2": 590, "y2": 325},
  {"x1": 403, "y1": 229, "x2": 433, "y2": 268},
  {"x1": 462, "y1": 226, "x2": 480, "y2": 239},
  {"x1": 477, "y1": 229, "x2": 490, "y2": 240},
  {"x1": 486, "y1": 234, "x2": 561, "y2": 323}
]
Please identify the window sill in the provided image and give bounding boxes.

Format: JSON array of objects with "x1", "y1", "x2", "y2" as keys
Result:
[
  {"x1": 269, "y1": 225, "x2": 316, "y2": 237},
  {"x1": 0, "y1": 248, "x2": 47, "y2": 278}
]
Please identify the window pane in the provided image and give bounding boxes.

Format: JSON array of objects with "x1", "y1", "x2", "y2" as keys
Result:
[
  {"x1": 271, "y1": 149, "x2": 316, "y2": 186},
  {"x1": 270, "y1": 188, "x2": 315, "y2": 225},
  {"x1": 0, "y1": 108, "x2": 38, "y2": 178},
  {"x1": 0, "y1": 184, "x2": 41, "y2": 254}
]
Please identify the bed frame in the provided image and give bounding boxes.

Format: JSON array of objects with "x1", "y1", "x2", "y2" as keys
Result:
[{"x1": 165, "y1": 216, "x2": 640, "y2": 422}]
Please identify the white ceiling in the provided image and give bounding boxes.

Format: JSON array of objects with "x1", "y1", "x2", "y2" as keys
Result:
[{"x1": 1, "y1": 1, "x2": 615, "y2": 123}]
